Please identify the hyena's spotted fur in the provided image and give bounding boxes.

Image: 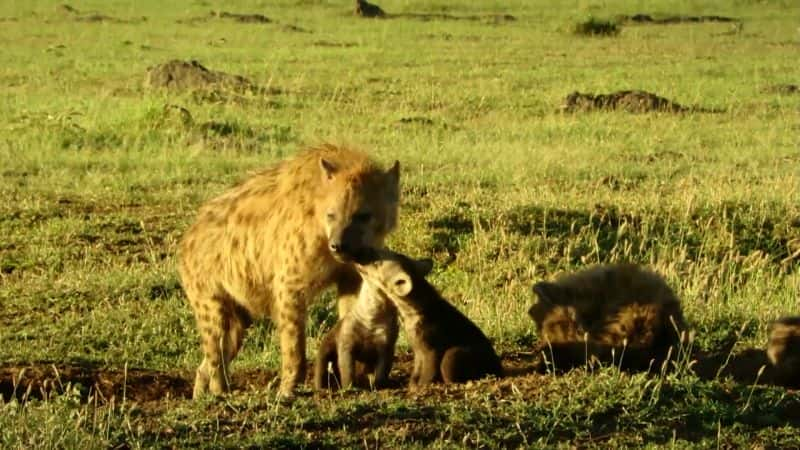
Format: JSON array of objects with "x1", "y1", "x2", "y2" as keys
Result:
[{"x1": 179, "y1": 144, "x2": 400, "y2": 398}]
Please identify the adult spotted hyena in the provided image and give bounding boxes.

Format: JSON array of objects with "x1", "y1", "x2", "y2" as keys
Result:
[{"x1": 179, "y1": 144, "x2": 400, "y2": 398}]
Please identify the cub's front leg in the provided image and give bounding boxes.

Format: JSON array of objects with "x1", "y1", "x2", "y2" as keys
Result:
[
  {"x1": 413, "y1": 348, "x2": 442, "y2": 387},
  {"x1": 335, "y1": 334, "x2": 357, "y2": 389},
  {"x1": 372, "y1": 342, "x2": 394, "y2": 388}
]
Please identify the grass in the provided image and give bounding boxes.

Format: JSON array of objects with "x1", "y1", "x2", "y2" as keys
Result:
[{"x1": 1, "y1": 0, "x2": 799, "y2": 447}]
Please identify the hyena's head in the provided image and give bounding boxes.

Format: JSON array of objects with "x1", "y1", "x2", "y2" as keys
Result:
[
  {"x1": 317, "y1": 157, "x2": 400, "y2": 262},
  {"x1": 767, "y1": 317, "x2": 800, "y2": 367},
  {"x1": 352, "y1": 248, "x2": 433, "y2": 303}
]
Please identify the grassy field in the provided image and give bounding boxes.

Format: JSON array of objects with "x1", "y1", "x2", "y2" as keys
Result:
[{"x1": 1, "y1": 0, "x2": 799, "y2": 447}]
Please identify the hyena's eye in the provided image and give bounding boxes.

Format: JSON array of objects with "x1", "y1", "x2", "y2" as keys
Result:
[
  {"x1": 353, "y1": 212, "x2": 372, "y2": 223},
  {"x1": 326, "y1": 212, "x2": 336, "y2": 221}
]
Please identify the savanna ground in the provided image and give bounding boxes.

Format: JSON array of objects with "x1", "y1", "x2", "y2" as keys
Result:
[{"x1": 1, "y1": 0, "x2": 799, "y2": 448}]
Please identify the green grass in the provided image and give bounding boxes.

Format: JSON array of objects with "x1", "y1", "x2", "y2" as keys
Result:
[{"x1": 1, "y1": 0, "x2": 799, "y2": 447}]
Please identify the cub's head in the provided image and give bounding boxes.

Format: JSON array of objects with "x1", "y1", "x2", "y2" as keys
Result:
[
  {"x1": 767, "y1": 317, "x2": 800, "y2": 367},
  {"x1": 317, "y1": 157, "x2": 400, "y2": 262},
  {"x1": 353, "y1": 248, "x2": 433, "y2": 300}
]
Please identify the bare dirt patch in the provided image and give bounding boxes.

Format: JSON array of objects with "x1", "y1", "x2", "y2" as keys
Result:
[
  {"x1": 312, "y1": 41, "x2": 358, "y2": 48},
  {"x1": 617, "y1": 14, "x2": 738, "y2": 25},
  {"x1": 0, "y1": 363, "x2": 192, "y2": 403},
  {"x1": 178, "y1": 10, "x2": 272, "y2": 25},
  {"x1": 574, "y1": 18, "x2": 620, "y2": 36},
  {"x1": 0, "y1": 346, "x2": 793, "y2": 406},
  {"x1": 561, "y1": 90, "x2": 723, "y2": 113},
  {"x1": 144, "y1": 60, "x2": 279, "y2": 97},
  {"x1": 57, "y1": 3, "x2": 147, "y2": 24},
  {"x1": 394, "y1": 12, "x2": 516, "y2": 23},
  {"x1": 761, "y1": 84, "x2": 799, "y2": 95},
  {"x1": 351, "y1": 1, "x2": 514, "y2": 23}
]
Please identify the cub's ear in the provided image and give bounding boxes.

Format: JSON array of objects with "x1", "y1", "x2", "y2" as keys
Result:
[
  {"x1": 319, "y1": 158, "x2": 337, "y2": 181},
  {"x1": 531, "y1": 281, "x2": 564, "y2": 305},
  {"x1": 389, "y1": 272, "x2": 413, "y2": 297},
  {"x1": 411, "y1": 258, "x2": 434, "y2": 277},
  {"x1": 386, "y1": 160, "x2": 400, "y2": 182}
]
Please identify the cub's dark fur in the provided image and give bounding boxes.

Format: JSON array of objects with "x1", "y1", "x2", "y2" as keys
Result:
[
  {"x1": 529, "y1": 263, "x2": 687, "y2": 372},
  {"x1": 355, "y1": 249, "x2": 503, "y2": 387}
]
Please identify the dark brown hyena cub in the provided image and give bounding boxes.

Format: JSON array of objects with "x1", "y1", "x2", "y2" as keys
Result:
[
  {"x1": 354, "y1": 248, "x2": 503, "y2": 387},
  {"x1": 767, "y1": 316, "x2": 800, "y2": 387},
  {"x1": 314, "y1": 262, "x2": 430, "y2": 390},
  {"x1": 529, "y1": 263, "x2": 687, "y2": 372}
]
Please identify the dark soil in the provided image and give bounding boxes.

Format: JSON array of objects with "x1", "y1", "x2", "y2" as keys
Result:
[
  {"x1": 312, "y1": 41, "x2": 358, "y2": 48},
  {"x1": 574, "y1": 18, "x2": 620, "y2": 36},
  {"x1": 178, "y1": 11, "x2": 272, "y2": 25},
  {"x1": 561, "y1": 90, "x2": 723, "y2": 113},
  {"x1": 215, "y1": 11, "x2": 271, "y2": 23},
  {"x1": 617, "y1": 14, "x2": 738, "y2": 25},
  {"x1": 0, "y1": 363, "x2": 192, "y2": 403},
  {"x1": 397, "y1": 117, "x2": 435, "y2": 126},
  {"x1": 351, "y1": 1, "x2": 514, "y2": 23},
  {"x1": 761, "y1": 84, "x2": 799, "y2": 95},
  {"x1": 57, "y1": 3, "x2": 146, "y2": 24},
  {"x1": 1, "y1": 346, "x2": 790, "y2": 405},
  {"x1": 393, "y1": 12, "x2": 516, "y2": 23}
]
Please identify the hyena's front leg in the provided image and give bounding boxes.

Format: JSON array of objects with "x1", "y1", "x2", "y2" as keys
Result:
[{"x1": 275, "y1": 288, "x2": 309, "y2": 398}]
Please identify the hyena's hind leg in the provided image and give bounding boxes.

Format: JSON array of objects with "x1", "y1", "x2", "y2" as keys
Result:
[{"x1": 193, "y1": 291, "x2": 250, "y2": 398}]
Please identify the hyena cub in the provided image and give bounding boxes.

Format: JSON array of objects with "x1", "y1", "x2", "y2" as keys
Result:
[
  {"x1": 766, "y1": 316, "x2": 800, "y2": 387},
  {"x1": 179, "y1": 144, "x2": 400, "y2": 398},
  {"x1": 354, "y1": 248, "x2": 503, "y2": 387},
  {"x1": 315, "y1": 267, "x2": 424, "y2": 390},
  {"x1": 529, "y1": 263, "x2": 687, "y2": 372}
]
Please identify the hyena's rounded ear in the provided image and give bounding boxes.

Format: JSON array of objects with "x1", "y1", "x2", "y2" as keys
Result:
[
  {"x1": 412, "y1": 258, "x2": 434, "y2": 277},
  {"x1": 389, "y1": 272, "x2": 413, "y2": 297},
  {"x1": 319, "y1": 158, "x2": 337, "y2": 181}
]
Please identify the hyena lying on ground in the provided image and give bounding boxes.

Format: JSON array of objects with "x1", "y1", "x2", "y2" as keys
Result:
[
  {"x1": 354, "y1": 248, "x2": 503, "y2": 387},
  {"x1": 179, "y1": 144, "x2": 400, "y2": 398},
  {"x1": 529, "y1": 263, "x2": 688, "y2": 372},
  {"x1": 314, "y1": 260, "x2": 432, "y2": 390}
]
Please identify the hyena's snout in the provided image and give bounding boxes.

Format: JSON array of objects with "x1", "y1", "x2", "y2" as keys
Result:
[{"x1": 328, "y1": 223, "x2": 376, "y2": 261}]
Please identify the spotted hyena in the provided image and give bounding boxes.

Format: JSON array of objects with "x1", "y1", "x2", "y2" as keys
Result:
[
  {"x1": 178, "y1": 144, "x2": 400, "y2": 398},
  {"x1": 529, "y1": 263, "x2": 687, "y2": 371},
  {"x1": 354, "y1": 248, "x2": 503, "y2": 387}
]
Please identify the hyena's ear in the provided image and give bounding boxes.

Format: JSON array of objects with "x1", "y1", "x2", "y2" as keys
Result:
[
  {"x1": 411, "y1": 258, "x2": 434, "y2": 277},
  {"x1": 389, "y1": 272, "x2": 413, "y2": 297},
  {"x1": 384, "y1": 161, "x2": 400, "y2": 202},
  {"x1": 319, "y1": 158, "x2": 337, "y2": 181},
  {"x1": 532, "y1": 282, "x2": 564, "y2": 305}
]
